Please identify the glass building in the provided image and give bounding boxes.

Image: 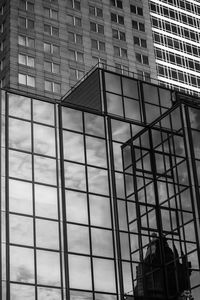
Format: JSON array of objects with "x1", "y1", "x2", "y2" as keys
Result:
[{"x1": 1, "y1": 66, "x2": 200, "y2": 299}]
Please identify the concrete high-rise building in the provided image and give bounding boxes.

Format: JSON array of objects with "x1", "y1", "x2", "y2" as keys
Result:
[{"x1": 1, "y1": 0, "x2": 200, "y2": 100}]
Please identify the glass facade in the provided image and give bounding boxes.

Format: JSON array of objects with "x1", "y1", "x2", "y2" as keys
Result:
[{"x1": 0, "y1": 68, "x2": 200, "y2": 299}]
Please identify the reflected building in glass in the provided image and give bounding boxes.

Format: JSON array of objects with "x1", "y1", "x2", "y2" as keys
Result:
[{"x1": 0, "y1": 66, "x2": 200, "y2": 300}]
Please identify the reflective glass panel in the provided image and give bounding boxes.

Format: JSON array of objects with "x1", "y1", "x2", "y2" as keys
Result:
[
  {"x1": 33, "y1": 100, "x2": 54, "y2": 125},
  {"x1": 34, "y1": 156, "x2": 57, "y2": 185},
  {"x1": 87, "y1": 167, "x2": 109, "y2": 195},
  {"x1": 122, "y1": 77, "x2": 139, "y2": 99},
  {"x1": 37, "y1": 250, "x2": 61, "y2": 286},
  {"x1": 68, "y1": 254, "x2": 92, "y2": 290},
  {"x1": 37, "y1": 287, "x2": 61, "y2": 300},
  {"x1": 86, "y1": 136, "x2": 107, "y2": 168},
  {"x1": 67, "y1": 224, "x2": 90, "y2": 254},
  {"x1": 65, "y1": 162, "x2": 86, "y2": 191},
  {"x1": 35, "y1": 184, "x2": 58, "y2": 219},
  {"x1": 8, "y1": 94, "x2": 31, "y2": 119},
  {"x1": 104, "y1": 72, "x2": 121, "y2": 94},
  {"x1": 9, "y1": 214, "x2": 33, "y2": 246},
  {"x1": 10, "y1": 246, "x2": 35, "y2": 283},
  {"x1": 91, "y1": 228, "x2": 114, "y2": 257},
  {"x1": 66, "y1": 190, "x2": 88, "y2": 224},
  {"x1": 9, "y1": 150, "x2": 32, "y2": 180},
  {"x1": 93, "y1": 258, "x2": 116, "y2": 292},
  {"x1": 107, "y1": 93, "x2": 123, "y2": 117},
  {"x1": 63, "y1": 131, "x2": 84, "y2": 163},
  {"x1": 62, "y1": 107, "x2": 83, "y2": 132},
  {"x1": 89, "y1": 195, "x2": 111, "y2": 228},
  {"x1": 124, "y1": 98, "x2": 141, "y2": 121},
  {"x1": 9, "y1": 118, "x2": 31, "y2": 151},
  {"x1": 84, "y1": 113, "x2": 105, "y2": 137},
  {"x1": 9, "y1": 179, "x2": 32, "y2": 214},
  {"x1": 70, "y1": 290, "x2": 93, "y2": 300},
  {"x1": 10, "y1": 283, "x2": 35, "y2": 300},
  {"x1": 36, "y1": 219, "x2": 59, "y2": 249},
  {"x1": 34, "y1": 124, "x2": 55, "y2": 156}
]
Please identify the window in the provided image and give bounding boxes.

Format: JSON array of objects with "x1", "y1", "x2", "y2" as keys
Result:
[
  {"x1": 44, "y1": 61, "x2": 60, "y2": 73},
  {"x1": 19, "y1": 0, "x2": 34, "y2": 12},
  {"x1": 92, "y1": 56, "x2": 107, "y2": 67},
  {"x1": 111, "y1": 13, "x2": 124, "y2": 25},
  {"x1": 44, "y1": 8, "x2": 58, "y2": 20},
  {"x1": 69, "y1": 0, "x2": 80, "y2": 10},
  {"x1": 0, "y1": 39, "x2": 5, "y2": 51},
  {"x1": 18, "y1": 35, "x2": 35, "y2": 48},
  {"x1": 67, "y1": 15, "x2": 81, "y2": 27},
  {"x1": 89, "y1": 5, "x2": 103, "y2": 18},
  {"x1": 115, "y1": 63, "x2": 129, "y2": 75},
  {"x1": 19, "y1": 17, "x2": 34, "y2": 29},
  {"x1": 112, "y1": 29, "x2": 126, "y2": 41},
  {"x1": 18, "y1": 73, "x2": 35, "y2": 87},
  {"x1": 69, "y1": 49, "x2": 84, "y2": 63},
  {"x1": 44, "y1": 42, "x2": 59, "y2": 55},
  {"x1": 91, "y1": 39, "x2": 105, "y2": 51},
  {"x1": 68, "y1": 32, "x2": 83, "y2": 44},
  {"x1": 90, "y1": 22, "x2": 104, "y2": 34},
  {"x1": 18, "y1": 54, "x2": 35, "y2": 67},
  {"x1": 133, "y1": 36, "x2": 147, "y2": 48},
  {"x1": 114, "y1": 46, "x2": 127, "y2": 58},
  {"x1": 132, "y1": 20, "x2": 145, "y2": 32},
  {"x1": 137, "y1": 70, "x2": 151, "y2": 82},
  {"x1": 44, "y1": 24, "x2": 59, "y2": 36},
  {"x1": 69, "y1": 68, "x2": 84, "y2": 80},
  {"x1": 110, "y1": 0, "x2": 123, "y2": 9},
  {"x1": 130, "y1": 5, "x2": 143, "y2": 16},
  {"x1": 0, "y1": 58, "x2": 5, "y2": 71},
  {"x1": 136, "y1": 53, "x2": 149, "y2": 65},
  {"x1": 45, "y1": 80, "x2": 61, "y2": 93},
  {"x1": 0, "y1": 22, "x2": 4, "y2": 33}
]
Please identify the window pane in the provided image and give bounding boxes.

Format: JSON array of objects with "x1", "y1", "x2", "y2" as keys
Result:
[
  {"x1": 36, "y1": 219, "x2": 59, "y2": 249},
  {"x1": 87, "y1": 166, "x2": 109, "y2": 195},
  {"x1": 69, "y1": 254, "x2": 92, "y2": 290},
  {"x1": 89, "y1": 195, "x2": 111, "y2": 228},
  {"x1": 34, "y1": 124, "x2": 55, "y2": 156},
  {"x1": 66, "y1": 190, "x2": 88, "y2": 224},
  {"x1": 93, "y1": 258, "x2": 116, "y2": 292},
  {"x1": 9, "y1": 150, "x2": 32, "y2": 180},
  {"x1": 86, "y1": 136, "x2": 107, "y2": 168},
  {"x1": 10, "y1": 284, "x2": 35, "y2": 300},
  {"x1": 10, "y1": 246, "x2": 35, "y2": 283},
  {"x1": 9, "y1": 118, "x2": 31, "y2": 151},
  {"x1": 63, "y1": 131, "x2": 84, "y2": 163},
  {"x1": 38, "y1": 287, "x2": 61, "y2": 300},
  {"x1": 67, "y1": 224, "x2": 90, "y2": 254},
  {"x1": 91, "y1": 228, "x2": 114, "y2": 257},
  {"x1": 33, "y1": 100, "x2": 54, "y2": 125},
  {"x1": 34, "y1": 156, "x2": 57, "y2": 185},
  {"x1": 37, "y1": 250, "x2": 61, "y2": 286},
  {"x1": 9, "y1": 179, "x2": 32, "y2": 214},
  {"x1": 107, "y1": 93, "x2": 123, "y2": 117},
  {"x1": 35, "y1": 184, "x2": 58, "y2": 219},
  {"x1": 65, "y1": 162, "x2": 86, "y2": 191},
  {"x1": 10, "y1": 214, "x2": 33, "y2": 246}
]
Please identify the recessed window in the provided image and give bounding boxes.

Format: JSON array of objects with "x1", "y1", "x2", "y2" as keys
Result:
[
  {"x1": 19, "y1": 0, "x2": 34, "y2": 12},
  {"x1": 132, "y1": 20, "x2": 145, "y2": 32},
  {"x1": 18, "y1": 35, "x2": 35, "y2": 48},
  {"x1": 44, "y1": 7, "x2": 58, "y2": 20},
  {"x1": 130, "y1": 5, "x2": 143, "y2": 16},
  {"x1": 44, "y1": 42, "x2": 59, "y2": 55},
  {"x1": 44, "y1": 24, "x2": 59, "y2": 37},
  {"x1": 69, "y1": 0, "x2": 80, "y2": 10},
  {"x1": 89, "y1": 5, "x2": 103, "y2": 18},
  {"x1": 136, "y1": 53, "x2": 149, "y2": 65},
  {"x1": 92, "y1": 56, "x2": 107, "y2": 67},
  {"x1": 67, "y1": 15, "x2": 81, "y2": 27},
  {"x1": 68, "y1": 32, "x2": 83, "y2": 44},
  {"x1": 18, "y1": 54, "x2": 35, "y2": 67},
  {"x1": 112, "y1": 29, "x2": 126, "y2": 41},
  {"x1": 91, "y1": 39, "x2": 105, "y2": 51},
  {"x1": 115, "y1": 63, "x2": 129, "y2": 75},
  {"x1": 134, "y1": 36, "x2": 147, "y2": 48},
  {"x1": 69, "y1": 68, "x2": 84, "y2": 80},
  {"x1": 69, "y1": 49, "x2": 84, "y2": 63},
  {"x1": 45, "y1": 80, "x2": 61, "y2": 93},
  {"x1": 111, "y1": 13, "x2": 124, "y2": 25},
  {"x1": 18, "y1": 73, "x2": 35, "y2": 87},
  {"x1": 44, "y1": 61, "x2": 60, "y2": 74},
  {"x1": 114, "y1": 46, "x2": 127, "y2": 58},
  {"x1": 90, "y1": 22, "x2": 104, "y2": 34},
  {"x1": 19, "y1": 17, "x2": 34, "y2": 29},
  {"x1": 110, "y1": 0, "x2": 123, "y2": 9}
]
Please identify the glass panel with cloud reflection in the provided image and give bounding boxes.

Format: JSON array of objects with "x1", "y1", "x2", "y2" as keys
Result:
[
  {"x1": 9, "y1": 118, "x2": 31, "y2": 151},
  {"x1": 34, "y1": 124, "x2": 56, "y2": 157},
  {"x1": 91, "y1": 228, "x2": 114, "y2": 258},
  {"x1": 37, "y1": 287, "x2": 62, "y2": 300},
  {"x1": 9, "y1": 150, "x2": 32, "y2": 180},
  {"x1": 8, "y1": 94, "x2": 31, "y2": 119},
  {"x1": 84, "y1": 113, "x2": 105, "y2": 137},
  {"x1": 124, "y1": 98, "x2": 141, "y2": 121},
  {"x1": 122, "y1": 77, "x2": 139, "y2": 99},
  {"x1": 10, "y1": 283, "x2": 35, "y2": 300},
  {"x1": 36, "y1": 219, "x2": 59, "y2": 249},
  {"x1": 35, "y1": 184, "x2": 58, "y2": 219},
  {"x1": 93, "y1": 258, "x2": 116, "y2": 293},
  {"x1": 63, "y1": 130, "x2": 85, "y2": 163},
  {"x1": 33, "y1": 100, "x2": 55, "y2": 125},
  {"x1": 34, "y1": 156, "x2": 57, "y2": 185},
  {"x1": 89, "y1": 195, "x2": 111, "y2": 228},
  {"x1": 62, "y1": 107, "x2": 83, "y2": 132},
  {"x1": 68, "y1": 254, "x2": 92, "y2": 290},
  {"x1": 87, "y1": 167, "x2": 109, "y2": 195},
  {"x1": 37, "y1": 250, "x2": 61, "y2": 286},
  {"x1": 65, "y1": 162, "x2": 86, "y2": 191},
  {"x1": 106, "y1": 93, "x2": 123, "y2": 117},
  {"x1": 95, "y1": 294, "x2": 117, "y2": 300},
  {"x1": 70, "y1": 289, "x2": 93, "y2": 300},
  {"x1": 122, "y1": 262, "x2": 133, "y2": 294},
  {"x1": 104, "y1": 73, "x2": 121, "y2": 94},
  {"x1": 9, "y1": 214, "x2": 33, "y2": 246},
  {"x1": 9, "y1": 179, "x2": 32, "y2": 214},
  {"x1": 67, "y1": 224, "x2": 90, "y2": 254},
  {"x1": 10, "y1": 246, "x2": 35, "y2": 283},
  {"x1": 65, "y1": 190, "x2": 88, "y2": 224},
  {"x1": 86, "y1": 136, "x2": 107, "y2": 168}
]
